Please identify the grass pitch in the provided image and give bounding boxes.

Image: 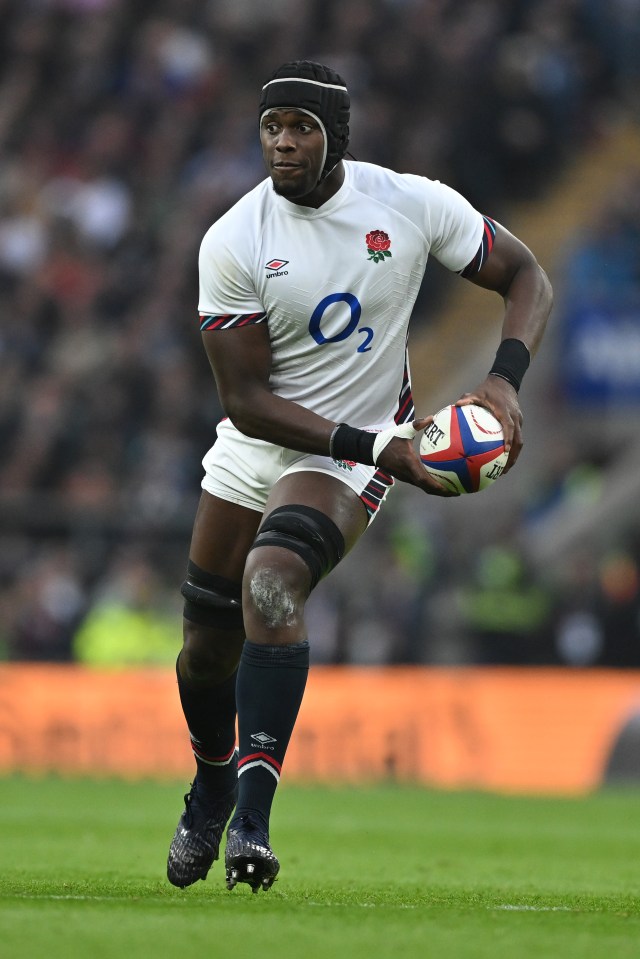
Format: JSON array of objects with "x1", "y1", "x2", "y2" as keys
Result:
[{"x1": 1, "y1": 777, "x2": 639, "y2": 959}]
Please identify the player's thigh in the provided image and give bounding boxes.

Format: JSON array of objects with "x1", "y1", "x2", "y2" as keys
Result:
[
  {"x1": 188, "y1": 490, "x2": 262, "y2": 580},
  {"x1": 263, "y1": 469, "x2": 369, "y2": 556}
]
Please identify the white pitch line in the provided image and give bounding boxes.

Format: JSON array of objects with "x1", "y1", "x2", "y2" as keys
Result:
[
  {"x1": 11, "y1": 893, "x2": 578, "y2": 912},
  {"x1": 11, "y1": 893, "x2": 187, "y2": 904},
  {"x1": 14, "y1": 894, "x2": 134, "y2": 902},
  {"x1": 495, "y1": 904, "x2": 574, "y2": 912}
]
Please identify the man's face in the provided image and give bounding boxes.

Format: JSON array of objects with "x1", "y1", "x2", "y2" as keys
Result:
[{"x1": 260, "y1": 109, "x2": 325, "y2": 202}]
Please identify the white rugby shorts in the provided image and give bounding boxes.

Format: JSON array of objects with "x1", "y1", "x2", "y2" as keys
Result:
[{"x1": 201, "y1": 418, "x2": 395, "y2": 523}]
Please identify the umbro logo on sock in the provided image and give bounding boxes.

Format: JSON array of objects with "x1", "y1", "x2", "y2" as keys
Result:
[{"x1": 251, "y1": 731, "x2": 277, "y2": 745}]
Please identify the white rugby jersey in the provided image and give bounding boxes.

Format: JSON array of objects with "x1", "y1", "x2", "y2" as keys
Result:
[{"x1": 199, "y1": 160, "x2": 489, "y2": 428}]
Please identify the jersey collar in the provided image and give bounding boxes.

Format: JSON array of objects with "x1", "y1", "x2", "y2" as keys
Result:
[{"x1": 273, "y1": 161, "x2": 351, "y2": 218}]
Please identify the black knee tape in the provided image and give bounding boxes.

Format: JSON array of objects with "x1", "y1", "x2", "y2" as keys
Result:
[
  {"x1": 181, "y1": 560, "x2": 243, "y2": 629},
  {"x1": 250, "y1": 505, "x2": 345, "y2": 590}
]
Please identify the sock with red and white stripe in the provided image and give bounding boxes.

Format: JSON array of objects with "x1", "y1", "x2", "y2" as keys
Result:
[
  {"x1": 230, "y1": 639, "x2": 310, "y2": 833},
  {"x1": 176, "y1": 657, "x2": 238, "y2": 800}
]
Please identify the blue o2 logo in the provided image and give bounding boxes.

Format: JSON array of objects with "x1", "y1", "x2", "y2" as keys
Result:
[{"x1": 309, "y1": 292, "x2": 373, "y2": 353}]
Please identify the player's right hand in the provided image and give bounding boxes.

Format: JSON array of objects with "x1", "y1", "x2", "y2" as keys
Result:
[{"x1": 375, "y1": 415, "x2": 459, "y2": 497}]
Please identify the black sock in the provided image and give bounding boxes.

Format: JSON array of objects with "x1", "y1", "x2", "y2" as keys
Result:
[
  {"x1": 176, "y1": 657, "x2": 238, "y2": 799},
  {"x1": 231, "y1": 639, "x2": 309, "y2": 833}
]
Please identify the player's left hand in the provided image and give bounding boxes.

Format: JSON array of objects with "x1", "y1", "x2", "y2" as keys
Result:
[{"x1": 455, "y1": 375, "x2": 523, "y2": 472}]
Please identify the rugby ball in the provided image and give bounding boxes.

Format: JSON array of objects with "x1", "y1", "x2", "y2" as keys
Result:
[{"x1": 419, "y1": 404, "x2": 508, "y2": 494}]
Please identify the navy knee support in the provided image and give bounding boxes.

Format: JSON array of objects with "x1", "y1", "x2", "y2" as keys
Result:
[
  {"x1": 181, "y1": 560, "x2": 243, "y2": 629},
  {"x1": 249, "y1": 505, "x2": 345, "y2": 590}
]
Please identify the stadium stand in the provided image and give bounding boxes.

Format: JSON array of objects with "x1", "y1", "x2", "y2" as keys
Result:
[{"x1": 0, "y1": 0, "x2": 638, "y2": 664}]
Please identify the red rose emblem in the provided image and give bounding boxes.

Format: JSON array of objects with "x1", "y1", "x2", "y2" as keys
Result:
[
  {"x1": 366, "y1": 230, "x2": 391, "y2": 252},
  {"x1": 365, "y1": 230, "x2": 392, "y2": 263}
]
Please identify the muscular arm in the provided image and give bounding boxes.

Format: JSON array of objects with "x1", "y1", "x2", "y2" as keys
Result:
[
  {"x1": 458, "y1": 222, "x2": 553, "y2": 469},
  {"x1": 202, "y1": 324, "x2": 335, "y2": 454},
  {"x1": 202, "y1": 324, "x2": 450, "y2": 495},
  {"x1": 469, "y1": 222, "x2": 552, "y2": 357}
]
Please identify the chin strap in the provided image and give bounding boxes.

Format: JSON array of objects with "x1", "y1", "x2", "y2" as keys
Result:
[
  {"x1": 319, "y1": 159, "x2": 340, "y2": 182},
  {"x1": 372, "y1": 422, "x2": 417, "y2": 465}
]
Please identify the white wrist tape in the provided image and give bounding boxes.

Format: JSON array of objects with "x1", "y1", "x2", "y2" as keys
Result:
[{"x1": 372, "y1": 422, "x2": 417, "y2": 465}]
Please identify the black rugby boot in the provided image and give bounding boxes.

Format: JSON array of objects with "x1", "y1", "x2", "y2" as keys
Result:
[
  {"x1": 225, "y1": 815, "x2": 280, "y2": 893},
  {"x1": 167, "y1": 778, "x2": 238, "y2": 888}
]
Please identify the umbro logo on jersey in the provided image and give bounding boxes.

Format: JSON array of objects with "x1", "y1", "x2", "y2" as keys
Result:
[{"x1": 265, "y1": 258, "x2": 289, "y2": 278}]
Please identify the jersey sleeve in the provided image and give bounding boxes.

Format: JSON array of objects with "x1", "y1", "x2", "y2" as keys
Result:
[
  {"x1": 198, "y1": 221, "x2": 267, "y2": 331},
  {"x1": 422, "y1": 179, "x2": 487, "y2": 274},
  {"x1": 458, "y1": 216, "x2": 496, "y2": 278}
]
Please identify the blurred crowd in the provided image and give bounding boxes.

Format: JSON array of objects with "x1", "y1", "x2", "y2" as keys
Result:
[{"x1": 0, "y1": 0, "x2": 639, "y2": 665}]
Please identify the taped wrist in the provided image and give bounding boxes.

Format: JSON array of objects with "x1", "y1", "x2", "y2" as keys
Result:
[
  {"x1": 372, "y1": 422, "x2": 418, "y2": 465},
  {"x1": 329, "y1": 423, "x2": 376, "y2": 465},
  {"x1": 489, "y1": 338, "x2": 530, "y2": 393}
]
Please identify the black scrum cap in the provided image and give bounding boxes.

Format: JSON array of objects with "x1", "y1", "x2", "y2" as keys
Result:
[{"x1": 259, "y1": 60, "x2": 350, "y2": 180}]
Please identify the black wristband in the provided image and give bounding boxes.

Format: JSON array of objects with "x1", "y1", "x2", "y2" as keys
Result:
[
  {"x1": 489, "y1": 338, "x2": 531, "y2": 393},
  {"x1": 329, "y1": 423, "x2": 376, "y2": 465}
]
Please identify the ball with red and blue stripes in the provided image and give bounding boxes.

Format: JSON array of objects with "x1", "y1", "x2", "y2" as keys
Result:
[{"x1": 419, "y1": 404, "x2": 508, "y2": 494}]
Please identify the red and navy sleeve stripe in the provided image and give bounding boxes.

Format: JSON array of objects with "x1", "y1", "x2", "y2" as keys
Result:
[
  {"x1": 199, "y1": 311, "x2": 267, "y2": 331},
  {"x1": 459, "y1": 216, "x2": 496, "y2": 278}
]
